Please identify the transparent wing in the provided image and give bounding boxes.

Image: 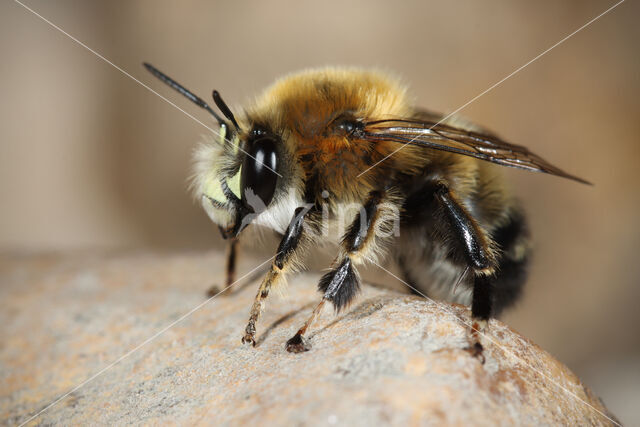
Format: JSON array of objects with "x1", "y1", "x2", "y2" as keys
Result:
[{"x1": 363, "y1": 113, "x2": 590, "y2": 184}]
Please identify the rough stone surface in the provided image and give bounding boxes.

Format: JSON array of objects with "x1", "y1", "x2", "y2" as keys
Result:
[{"x1": 0, "y1": 251, "x2": 617, "y2": 426}]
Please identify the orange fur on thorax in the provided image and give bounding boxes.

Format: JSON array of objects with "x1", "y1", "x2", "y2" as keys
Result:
[{"x1": 245, "y1": 67, "x2": 506, "y2": 205}]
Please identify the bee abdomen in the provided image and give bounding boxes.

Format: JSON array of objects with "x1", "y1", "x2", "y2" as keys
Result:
[
  {"x1": 395, "y1": 203, "x2": 530, "y2": 317},
  {"x1": 489, "y1": 208, "x2": 531, "y2": 316}
]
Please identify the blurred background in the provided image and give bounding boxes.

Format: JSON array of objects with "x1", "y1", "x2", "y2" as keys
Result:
[{"x1": 1, "y1": 0, "x2": 638, "y2": 423}]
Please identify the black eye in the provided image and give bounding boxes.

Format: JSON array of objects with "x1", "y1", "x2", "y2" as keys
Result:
[
  {"x1": 240, "y1": 137, "x2": 278, "y2": 212},
  {"x1": 335, "y1": 116, "x2": 363, "y2": 137},
  {"x1": 337, "y1": 120, "x2": 355, "y2": 134}
]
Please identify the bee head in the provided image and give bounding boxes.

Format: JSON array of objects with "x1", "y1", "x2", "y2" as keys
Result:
[
  {"x1": 143, "y1": 63, "x2": 297, "y2": 238},
  {"x1": 192, "y1": 123, "x2": 283, "y2": 238}
]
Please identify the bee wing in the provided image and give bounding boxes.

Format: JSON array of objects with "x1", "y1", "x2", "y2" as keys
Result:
[{"x1": 363, "y1": 113, "x2": 591, "y2": 185}]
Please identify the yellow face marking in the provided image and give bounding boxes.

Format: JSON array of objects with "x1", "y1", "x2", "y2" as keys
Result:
[
  {"x1": 227, "y1": 169, "x2": 241, "y2": 199},
  {"x1": 203, "y1": 175, "x2": 225, "y2": 204},
  {"x1": 202, "y1": 122, "x2": 242, "y2": 203},
  {"x1": 218, "y1": 123, "x2": 228, "y2": 144},
  {"x1": 202, "y1": 169, "x2": 242, "y2": 204},
  {"x1": 201, "y1": 124, "x2": 244, "y2": 204},
  {"x1": 226, "y1": 128, "x2": 242, "y2": 198},
  {"x1": 221, "y1": 123, "x2": 241, "y2": 155}
]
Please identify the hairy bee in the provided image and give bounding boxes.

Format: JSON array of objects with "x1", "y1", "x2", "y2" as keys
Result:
[{"x1": 144, "y1": 63, "x2": 588, "y2": 357}]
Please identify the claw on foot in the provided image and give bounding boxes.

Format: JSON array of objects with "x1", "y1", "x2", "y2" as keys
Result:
[
  {"x1": 285, "y1": 333, "x2": 310, "y2": 353},
  {"x1": 241, "y1": 334, "x2": 256, "y2": 347},
  {"x1": 465, "y1": 342, "x2": 485, "y2": 364},
  {"x1": 206, "y1": 285, "x2": 221, "y2": 298},
  {"x1": 207, "y1": 284, "x2": 232, "y2": 298}
]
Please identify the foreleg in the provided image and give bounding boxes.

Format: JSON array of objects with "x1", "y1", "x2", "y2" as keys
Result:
[
  {"x1": 207, "y1": 238, "x2": 239, "y2": 297},
  {"x1": 241, "y1": 206, "x2": 316, "y2": 346}
]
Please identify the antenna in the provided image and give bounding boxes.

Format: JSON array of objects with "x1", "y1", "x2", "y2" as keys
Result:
[
  {"x1": 143, "y1": 62, "x2": 226, "y2": 127},
  {"x1": 212, "y1": 90, "x2": 241, "y2": 131}
]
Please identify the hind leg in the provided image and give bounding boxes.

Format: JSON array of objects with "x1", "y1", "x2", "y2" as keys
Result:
[
  {"x1": 435, "y1": 185, "x2": 531, "y2": 360},
  {"x1": 469, "y1": 217, "x2": 530, "y2": 359},
  {"x1": 432, "y1": 183, "x2": 499, "y2": 360}
]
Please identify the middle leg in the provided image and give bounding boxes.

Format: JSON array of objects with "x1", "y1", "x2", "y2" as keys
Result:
[{"x1": 286, "y1": 191, "x2": 398, "y2": 353}]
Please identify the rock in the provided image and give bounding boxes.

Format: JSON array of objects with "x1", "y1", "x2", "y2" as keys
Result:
[{"x1": 0, "y1": 251, "x2": 618, "y2": 425}]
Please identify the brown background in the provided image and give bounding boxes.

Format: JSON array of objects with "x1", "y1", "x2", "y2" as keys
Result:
[{"x1": 1, "y1": 0, "x2": 638, "y2": 423}]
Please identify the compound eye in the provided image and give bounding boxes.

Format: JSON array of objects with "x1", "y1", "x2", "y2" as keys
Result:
[
  {"x1": 240, "y1": 137, "x2": 278, "y2": 213},
  {"x1": 334, "y1": 115, "x2": 363, "y2": 137}
]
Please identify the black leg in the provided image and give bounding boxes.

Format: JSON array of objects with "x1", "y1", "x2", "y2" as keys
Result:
[
  {"x1": 471, "y1": 275, "x2": 492, "y2": 320},
  {"x1": 241, "y1": 206, "x2": 316, "y2": 346},
  {"x1": 206, "y1": 238, "x2": 239, "y2": 298},
  {"x1": 434, "y1": 183, "x2": 497, "y2": 361},
  {"x1": 434, "y1": 183, "x2": 493, "y2": 271},
  {"x1": 226, "y1": 238, "x2": 239, "y2": 287},
  {"x1": 468, "y1": 275, "x2": 492, "y2": 361},
  {"x1": 286, "y1": 191, "x2": 398, "y2": 353}
]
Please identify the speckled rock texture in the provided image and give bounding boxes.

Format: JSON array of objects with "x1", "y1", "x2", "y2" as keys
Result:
[{"x1": 1, "y1": 251, "x2": 617, "y2": 426}]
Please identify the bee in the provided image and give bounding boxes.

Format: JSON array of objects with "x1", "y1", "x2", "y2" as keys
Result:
[{"x1": 144, "y1": 63, "x2": 588, "y2": 357}]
